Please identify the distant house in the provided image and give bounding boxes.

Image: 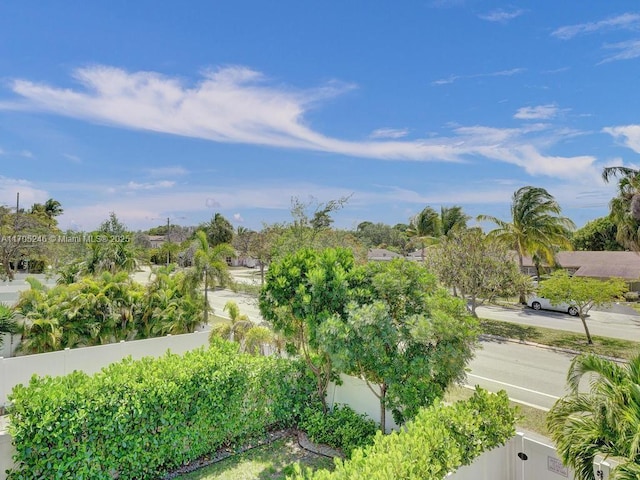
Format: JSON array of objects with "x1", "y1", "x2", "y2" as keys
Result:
[
  {"x1": 367, "y1": 248, "x2": 403, "y2": 261},
  {"x1": 522, "y1": 251, "x2": 640, "y2": 290},
  {"x1": 148, "y1": 235, "x2": 166, "y2": 249}
]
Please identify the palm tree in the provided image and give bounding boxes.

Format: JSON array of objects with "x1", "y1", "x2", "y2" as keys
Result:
[
  {"x1": 478, "y1": 186, "x2": 575, "y2": 302},
  {"x1": 191, "y1": 230, "x2": 235, "y2": 324},
  {"x1": 407, "y1": 205, "x2": 469, "y2": 258},
  {"x1": 602, "y1": 166, "x2": 640, "y2": 251},
  {"x1": 0, "y1": 304, "x2": 18, "y2": 350},
  {"x1": 44, "y1": 198, "x2": 63, "y2": 219},
  {"x1": 547, "y1": 353, "x2": 640, "y2": 480}
]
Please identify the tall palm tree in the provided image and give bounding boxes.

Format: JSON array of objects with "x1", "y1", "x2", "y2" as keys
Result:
[
  {"x1": 602, "y1": 166, "x2": 640, "y2": 251},
  {"x1": 478, "y1": 186, "x2": 575, "y2": 301},
  {"x1": 547, "y1": 353, "x2": 640, "y2": 480},
  {"x1": 191, "y1": 230, "x2": 235, "y2": 324}
]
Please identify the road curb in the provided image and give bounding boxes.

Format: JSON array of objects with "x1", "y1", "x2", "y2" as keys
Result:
[{"x1": 478, "y1": 334, "x2": 628, "y2": 363}]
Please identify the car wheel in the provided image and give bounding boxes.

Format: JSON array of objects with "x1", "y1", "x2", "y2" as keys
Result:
[
  {"x1": 532, "y1": 301, "x2": 542, "y2": 310},
  {"x1": 568, "y1": 306, "x2": 579, "y2": 316}
]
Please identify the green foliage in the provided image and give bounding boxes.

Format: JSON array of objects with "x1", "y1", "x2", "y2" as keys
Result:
[
  {"x1": 324, "y1": 259, "x2": 478, "y2": 427},
  {"x1": 7, "y1": 342, "x2": 317, "y2": 480},
  {"x1": 206, "y1": 212, "x2": 234, "y2": 246},
  {"x1": 355, "y1": 222, "x2": 409, "y2": 252},
  {"x1": 427, "y1": 228, "x2": 532, "y2": 315},
  {"x1": 547, "y1": 353, "x2": 640, "y2": 480},
  {"x1": 0, "y1": 303, "x2": 18, "y2": 348},
  {"x1": 299, "y1": 404, "x2": 378, "y2": 458},
  {"x1": 16, "y1": 268, "x2": 205, "y2": 353},
  {"x1": 572, "y1": 216, "x2": 623, "y2": 251},
  {"x1": 602, "y1": 166, "x2": 640, "y2": 251},
  {"x1": 478, "y1": 186, "x2": 574, "y2": 301},
  {"x1": 289, "y1": 388, "x2": 516, "y2": 480},
  {"x1": 259, "y1": 247, "x2": 355, "y2": 409},
  {"x1": 538, "y1": 270, "x2": 627, "y2": 344}
]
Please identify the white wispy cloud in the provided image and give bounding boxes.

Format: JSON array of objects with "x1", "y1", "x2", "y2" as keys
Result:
[
  {"x1": 600, "y1": 39, "x2": 640, "y2": 63},
  {"x1": 233, "y1": 213, "x2": 244, "y2": 222},
  {"x1": 604, "y1": 125, "x2": 640, "y2": 153},
  {"x1": 552, "y1": 13, "x2": 640, "y2": 40},
  {"x1": 2, "y1": 65, "x2": 598, "y2": 182},
  {"x1": 478, "y1": 9, "x2": 525, "y2": 23},
  {"x1": 369, "y1": 128, "x2": 409, "y2": 139},
  {"x1": 432, "y1": 67, "x2": 525, "y2": 86},
  {"x1": 514, "y1": 104, "x2": 559, "y2": 120},
  {"x1": 126, "y1": 180, "x2": 175, "y2": 190}
]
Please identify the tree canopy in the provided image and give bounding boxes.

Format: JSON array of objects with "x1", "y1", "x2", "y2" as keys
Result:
[
  {"x1": 478, "y1": 186, "x2": 575, "y2": 301},
  {"x1": 538, "y1": 270, "x2": 627, "y2": 344}
]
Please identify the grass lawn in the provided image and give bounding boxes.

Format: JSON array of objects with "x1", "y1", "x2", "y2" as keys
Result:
[
  {"x1": 174, "y1": 436, "x2": 335, "y2": 480},
  {"x1": 479, "y1": 318, "x2": 640, "y2": 360}
]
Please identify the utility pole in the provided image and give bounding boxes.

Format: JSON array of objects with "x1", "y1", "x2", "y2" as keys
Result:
[{"x1": 166, "y1": 217, "x2": 170, "y2": 267}]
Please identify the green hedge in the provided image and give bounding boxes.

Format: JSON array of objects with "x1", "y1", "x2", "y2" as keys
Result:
[
  {"x1": 290, "y1": 388, "x2": 517, "y2": 480},
  {"x1": 7, "y1": 339, "x2": 317, "y2": 479},
  {"x1": 299, "y1": 404, "x2": 378, "y2": 457}
]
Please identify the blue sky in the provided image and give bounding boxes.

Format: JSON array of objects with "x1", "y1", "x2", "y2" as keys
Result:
[{"x1": 1, "y1": 1, "x2": 640, "y2": 232}]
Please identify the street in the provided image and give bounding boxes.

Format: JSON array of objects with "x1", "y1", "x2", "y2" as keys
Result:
[
  {"x1": 476, "y1": 304, "x2": 640, "y2": 341},
  {"x1": 467, "y1": 339, "x2": 575, "y2": 410}
]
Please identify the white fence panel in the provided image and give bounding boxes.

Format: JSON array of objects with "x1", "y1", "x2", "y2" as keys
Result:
[{"x1": 0, "y1": 331, "x2": 210, "y2": 407}]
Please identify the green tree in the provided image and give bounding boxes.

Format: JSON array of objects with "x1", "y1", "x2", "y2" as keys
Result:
[
  {"x1": 270, "y1": 196, "x2": 361, "y2": 261},
  {"x1": 572, "y1": 216, "x2": 623, "y2": 251},
  {"x1": 547, "y1": 353, "x2": 640, "y2": 480},
  {"x1": 0, "y1": 206, "x2": 59, "y2": 279},
  {"x1": 207, "y1": 212, "x2": 234, "y2": 246},
  {"x1": 191, "y1": 230, "x2": 234, "y2": 324},
  {"x1": 602, "y1": 166, "x2": 640, "y2": 251},
  {"x1": 0, "y1": 304, "x2": 18, "y2": 350},
  {"x1": 354, "y1": 222, "x2": 409, "y2": 252},
  {"x1": 259, "y1": 247, "x2": 354, "y2": 411},
  {"x1": 478, "y1": 186, "x2": 575, "y2": 302},
  {"x1": 322, "y1": 259, "x2": 477, "y2": 428},
  {"x1": 426, "y1": 228, "x2": 532, "y2": 316},
  {"x1": 538, "y1": 270, "x2": 627, "y2": 345},
  {"x1": 407, "y1": 205, "x2": 469, "y2": 258},
  {"x1": 43, "y1": 198, "x2": 64, "y2": 219}
]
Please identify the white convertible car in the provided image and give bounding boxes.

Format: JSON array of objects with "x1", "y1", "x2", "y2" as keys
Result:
[{"x1": 526, "y1": 296, "x2": 579, "y2": 317}]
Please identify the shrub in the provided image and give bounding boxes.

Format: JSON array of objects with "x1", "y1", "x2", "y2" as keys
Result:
[
  {"x1": 624, "y1": 291, "x2": 639, "y2": 302},
  {"x1": 7, "y1": 339, "x2": 317, "y2": 480},
  {"x1": 289, "y1": 388, "x2": 517, "y2": 480},
  {"x1": 299, "y1": 404, "x2": 378, "y2": 457}
]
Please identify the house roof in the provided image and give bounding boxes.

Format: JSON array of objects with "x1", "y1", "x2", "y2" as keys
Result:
[
  {"x1": 367, "y1": 248, "x2": 403, "y2": 261},
  {"x1": 522, "y1": 251, "x2": 640, "y2": 280}
]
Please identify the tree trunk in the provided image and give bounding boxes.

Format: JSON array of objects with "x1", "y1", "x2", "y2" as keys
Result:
[
  {"x1": 203, "y1": 274, "x2": 209, "y2": 324},
  {"x1": 379, "y1": 384, "x2": 387, "y2": 433},
  {"x1": 518, "y1": 253, "x2": 526, "y2": 304},
  {"x1": 579, "y1": 313, "x2": 593, "y2": 345}
]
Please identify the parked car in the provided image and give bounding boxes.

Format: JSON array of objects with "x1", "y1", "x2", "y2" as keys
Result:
[{"x1": 527, "y1": 296, "x2": 579, "y2": 316}]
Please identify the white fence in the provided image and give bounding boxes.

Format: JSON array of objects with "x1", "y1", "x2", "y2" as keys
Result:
[
  {"x1": 0, "y1": 331, "x2": 210, "y2": 409},
  {"x1": 0, "y1": 334, "x2": 622, "y2": 480}
]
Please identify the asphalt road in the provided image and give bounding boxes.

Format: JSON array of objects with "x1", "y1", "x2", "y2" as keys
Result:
[
  {"x1": 467, "y1": 339, "x2": 576, "y2": 410},
  {"x1": 476, "y1": 304, "x2": 640, "y2": 341}
]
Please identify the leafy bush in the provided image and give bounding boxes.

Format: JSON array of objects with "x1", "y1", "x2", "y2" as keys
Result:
[
  {"x1": 289, "y1": 388, "x2": 517, "y2": 480},
  {"x1": 299, "y1": 404, "x2": 378, "y2": 457},
  {"x1": 624, "y1": 291, "x2": 639, "y2": 302},
  {"x1": 7, "y1": 339, "x2": 317, "y2": 479}
]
